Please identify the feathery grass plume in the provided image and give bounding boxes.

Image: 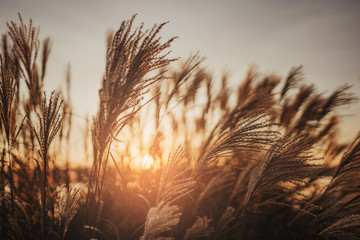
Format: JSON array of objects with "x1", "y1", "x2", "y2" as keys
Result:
[
  {"x1": 315, "y1": 133, "x2": 360, "y2": 223},
  {"x1": 204, "y1": 73, "x2": 213, "y2": 114},
  {"x1": 140, "y1": 201, "x2": 181, "y2": 240},
  {"x1": 0, "y1": 33, "x2": 22, "y2": 220},
  {"x1": 28, "y1": 91, "x2": 63, "y2": 239},
  {"x1": 57, "y1": 64, "x2": 73, "y2": 188},
  {"x1": 243, "y1": 132, "x2": 322, "y2": 213},
  {"x1": 149, "y1": 55, "x2": 206, "y2": 164},
  {"x1": 93, "y1": 14, "x2": 176, "y2": 150},
  {"x1": 237, "y1": 66, "x2": 257, "y2": 105},
  {"x1": 318, "y1": 215, "x2": 360, "y2": 240},
  {"x1": 227, "y1": 161, "x2": 253, "y2": 205},
  {"x1": 324, "y1": 140, "x2": 348, "y2": 159},
  {"x1": 320, "y1": 84, "x2": 358, "y2": 119},
  {"x1": 196, "y1": 113, "x2": 278, "y2": 176},
  {"x1": 327, "y1": 132, "x2": 360, "y2": 190},
  {"x1": 195, "y1": 68, "x2": 277, "y2": 155},
  {"x1": 0, "y1": 34, "x2": 21, "y2": 144},
  {"x1": 214, "y1": 206, "x2": 235, "y2": 239},
  {"x1": 0, "y1": 35, "x2": 21, "y2": 149},
  {"x1": 40, "y1": 38, "x2": 51, "y2": 82},
  {"x1": 315, "y1": 115, "x2": 339, "y2": 143},
  {"x1": 237, "y1": 67, "x2": 280, "y2": 110},
  {"x1": 156, "y1": 147, "x2": 196, "y2": 205},
  {"x1": 280, "y1": 66, "x2": 303, "y2": 99},
  {"x1": 254, "y1": 73, "x2": 281, "y2": 94},
  {"x1": 216, "y1": 73, "x2": 279, "y2": 135},
  {"x1": 196, "y1": 167, "x2": 234, "y2": 205},
  {"x1": 165, "y1": 54, "x2": 204, "y2": 107},
  {"x1": 183, "y1": 216, "x2": 213, "y2": 240},
  {"x1": 293, "y1": 85, "x2": 356, "y2": 133},
  {"x1": 292, "y1": 94, "x2": 324, "y2": 131},
  {"x1": 277, "y1": 78, "x2": 354, "y2": 166},
  {"x1": 183, "y1": 67, "x2": 206, "y2": 107},
  {"x1": 56, "y1": 185, "x2": 82, "y2": 240},
  {"x1": 215, "y1": 71, "x2": 230, "y2": 111},
  {"x1": 140, "y1": 148, "x2": 195, "y2": 239},
  {"x1": 280, "y1": 84, "x2": 314, "y2": 129},
  {"x1": 29, "y1": 91, "x2": 63, "y2": 160},
  {"x1": 88, "y1": 14, "x2": 177, "y2": 233},
  {"x1": 6, "y1": 14, "x2": 39, "y2": 79},
  {"x1": 0, "y1": 193, "x2": 33, "y2": 239},
  {"x1": 6, "y1": 14, "x2": 46, "y2": 109}
]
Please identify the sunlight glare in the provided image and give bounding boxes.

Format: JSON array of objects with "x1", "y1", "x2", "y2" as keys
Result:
[
  {"x1": 136, "y1": 154, "x2": 154, "y2": 169},
  {"x1": 142, "y1": 154, "x2": 154, "y2": 169}
]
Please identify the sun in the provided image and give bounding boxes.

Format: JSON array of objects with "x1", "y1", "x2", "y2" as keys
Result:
[
  {"x1": 141, "y1": 154, "x2": 154, "y2": 169},
  {"x1": 131, "y1": 153, "x2": 156, "y2": 169}
]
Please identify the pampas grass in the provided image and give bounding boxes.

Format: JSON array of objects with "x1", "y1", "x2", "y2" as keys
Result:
[
  {"x1": 319, "y1": 215, "x2": 360, "y2": 239},
  {"x1": 85, "y1": 14, "x2": 178, "y2": 238},
  {"x1": 28, "y1": 91, "x2": 63, "y2": 239},
  {"x1": 1, "y1": 14, "x2": 359, "y2": 240}
]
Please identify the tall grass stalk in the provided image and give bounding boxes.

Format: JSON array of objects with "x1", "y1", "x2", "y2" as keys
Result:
[
  {"x1": 0, "y1": 32, "x2": 21, "y2": 220},
  {"x1": 86, "y1": 15, "x2": 177, "y2": 236},
  {"x1": 0, "y1": 14, "x2": 359, "y2": 240},
  {"x1": 28, "y1": 91, "x2": 63, "y2": 239}
]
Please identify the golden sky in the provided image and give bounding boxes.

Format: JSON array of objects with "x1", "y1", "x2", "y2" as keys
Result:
[{"x1": 1, "y1": 0, "x2": 359, "y2": 163}]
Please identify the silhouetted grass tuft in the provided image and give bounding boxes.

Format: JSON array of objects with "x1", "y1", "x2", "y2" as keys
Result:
[{"x1": 0, "y1": 14, "x2": 359, "y2": 240}]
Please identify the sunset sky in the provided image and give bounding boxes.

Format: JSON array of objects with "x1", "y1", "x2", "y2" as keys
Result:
[{"x1": 1, "y1": 0, "x2": 359, "y2": 162}]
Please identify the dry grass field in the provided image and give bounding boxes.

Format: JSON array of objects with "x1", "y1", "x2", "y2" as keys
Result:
[{"x1": 1, "y1": 15, "x2": 360, "y2": 240}]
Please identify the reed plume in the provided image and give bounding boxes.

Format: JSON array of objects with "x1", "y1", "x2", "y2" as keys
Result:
[
  {"x1": 7, "y1": 14, "x2": 49, "y2": 109},
  {"x1": 57, "y1": 185, "x2": 82, "y2": 239},
  {"x1": 0, "y1": 31, "x2": 21, "y2": 221},
  {"x1": 314, "y1": 133, "x2": 360, "y2": 227},
  {"x1": 0, "y1": 34, "x2": 21, "y2": 145},
  {"x1": 87, "y1": 14, "x2": 177, "y2": 234},
  {"x1": 0, "y1": 13, "x2": 359, "y2": 240},
  {"x1": 140, "y1": 201, "x2": 181, "y2": 240},
  {"x1": 196, "y1": 114, "x2": 278, "y2": 175},
  {"x1": 280, "y1": 66, "x2": 303, "y2": 99},
  {"x1": 156, "y1": 147, "x2": 196, "y2": 205},
  {"x1": 141, "y1": 147, "x2": 195, "y2": 239},
  {"x1": 244, "y1": 133, "x2": 322, "y2": 213},
  {"x1": 318, "y1": 214, "x2": 360, "y2": 239},
  {"x1": 28, "y1": 91, "x2": 63, "y2": 239},
  {"x1": 184, "y1": 216, "x2": 213, "y2": 240}
]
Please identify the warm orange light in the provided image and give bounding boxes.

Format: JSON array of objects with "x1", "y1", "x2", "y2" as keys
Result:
[
  {"x1": 142, "y1": 154, "x2": 154, "y2": 169},
  {"x1": 133, "y1": 154, "x2": 154, "y2": 169}
]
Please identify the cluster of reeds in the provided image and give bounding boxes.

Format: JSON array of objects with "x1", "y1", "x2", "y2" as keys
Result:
[
  {"x1": 1, "y1": 15, "x2": 78, "y2": 239},
  {"x1": 1, "y1": 14, "x2": 360, "y2": 240}
]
